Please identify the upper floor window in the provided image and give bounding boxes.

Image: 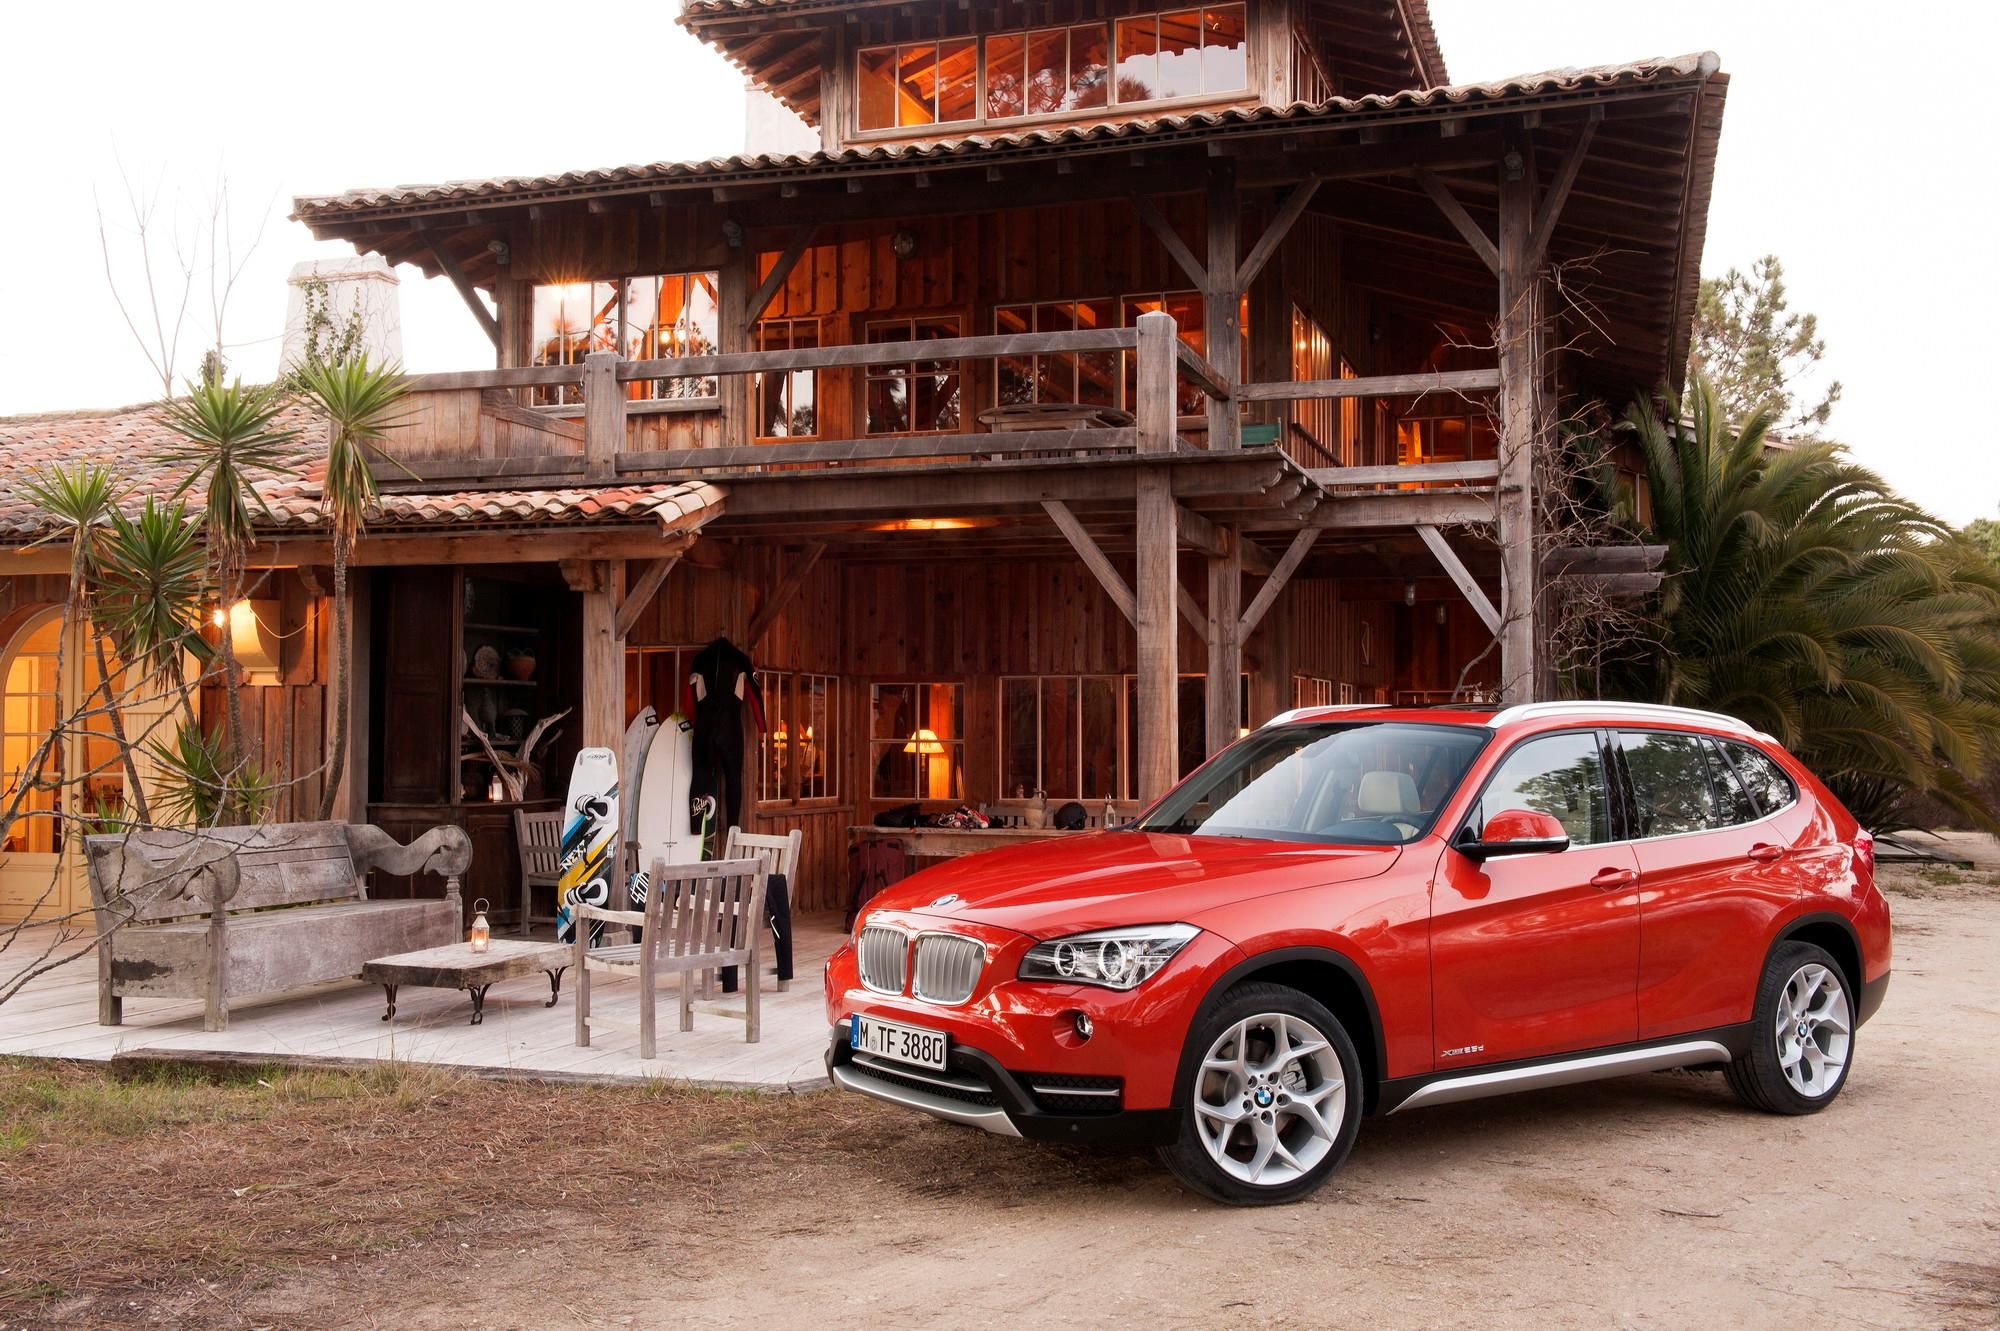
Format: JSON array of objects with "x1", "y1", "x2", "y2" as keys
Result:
[
  {"x1": 865, "y1": 317, "x2": 962, "y2": 434},
  {"x1": 854, "y1": 4, "x2": 1247, "y2": 135},
  {"x1": 754, "y1": 318, "x2": 821, "y2": 439},
  {"x1": 530, "y1": 273, "x2": 718, "y2": 406}
]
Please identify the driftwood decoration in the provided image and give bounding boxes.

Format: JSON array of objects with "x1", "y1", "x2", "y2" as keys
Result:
[
  {"x1": 346, "y1": 823, "x2": 474, "y2": 902},
  {"x1": 462, "y1": 706, "x2": 572, "y2": 801}
]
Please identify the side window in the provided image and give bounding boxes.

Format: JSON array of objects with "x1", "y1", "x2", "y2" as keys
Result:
[
  {"x1": 1617, "y1": 730, "x2": 1717, "y2": 838},
  {"x1": 1700, "y1": 736, "x2": 1760, "y2": 825},
  {"x1": 1474, "y1": 732, "x2": 1612, "y2": 847},
  {"x1": 1722, "y1": 742, "x2": 1798, "y2": 817}
]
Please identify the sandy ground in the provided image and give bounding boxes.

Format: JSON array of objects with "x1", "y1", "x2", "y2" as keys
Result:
[{"x1": 11, "y1": 863, "x2": 2000, "y2": 1330}]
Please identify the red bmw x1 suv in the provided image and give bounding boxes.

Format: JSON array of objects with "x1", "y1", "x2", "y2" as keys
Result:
[{"x1": 825, "y1": 702, "x2": 1891, "y2": 1204}]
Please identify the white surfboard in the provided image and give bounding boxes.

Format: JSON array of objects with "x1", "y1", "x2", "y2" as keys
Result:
[
  {"x1": 637, "y1": 712, "x2": 696, "y2": 878},
  {"x1": 621, "y1": 707, "x2": 659, "y2": 857},
  {"x1": 553, "y1": 747, "x2": 619, "y2": 946}
]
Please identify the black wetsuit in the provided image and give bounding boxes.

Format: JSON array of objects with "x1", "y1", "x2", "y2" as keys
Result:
[{"x1": 682, "y1": 636, "x2": 765, "y2": 853}]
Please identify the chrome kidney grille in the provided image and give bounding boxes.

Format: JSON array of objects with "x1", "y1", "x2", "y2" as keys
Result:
[
  {"x1": 913, "y1": 934, "x2": 986, "y2": 1005},
  {"x1": 857, "y1": 926, "x2": 909, "y2": 994}
]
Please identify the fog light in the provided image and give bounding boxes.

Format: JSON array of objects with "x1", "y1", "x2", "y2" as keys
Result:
[{"x1": 1073, "y1": 1012, "x2": 1093, "y2": 1041}]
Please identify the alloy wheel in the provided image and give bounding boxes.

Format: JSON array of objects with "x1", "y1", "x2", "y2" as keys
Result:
[
  {"x1": 1192, "y1": 1011, "x2": 1346, "y2": 1187},
  {"x1": 1775, "y1": 962, "x2": 1850, "y2": 1098}
]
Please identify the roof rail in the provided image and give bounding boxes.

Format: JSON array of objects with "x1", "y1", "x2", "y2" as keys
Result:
[
  {"x1": 1484, "y1": 701, "x2": 1758, "y2": 735},
  {"x1": 1258, "y1": 704, "x2": 1386, "y2": 729}
]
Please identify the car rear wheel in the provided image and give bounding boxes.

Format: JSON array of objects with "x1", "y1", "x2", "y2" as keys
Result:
[
  {"x1": 1725, "y1": 941, "x2": 1855, "y2": 1114},
  {"x1": 1158, "y1": 982, "x2": 1362, "y2": 1205}
]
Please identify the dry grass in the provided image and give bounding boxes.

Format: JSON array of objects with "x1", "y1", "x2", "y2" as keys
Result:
[{"x1": 0, "y1": 1056, "x2": 1139, "y2": 1327}]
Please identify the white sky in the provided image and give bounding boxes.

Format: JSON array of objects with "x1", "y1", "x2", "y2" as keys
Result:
[{"x1": 1, "y1": 0, "x2": 1993, "y2": 523}]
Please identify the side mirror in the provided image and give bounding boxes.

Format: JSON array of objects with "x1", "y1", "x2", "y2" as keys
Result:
[{"x1": 1458, "y1": 808, "x2": 1571, "y2": 861}]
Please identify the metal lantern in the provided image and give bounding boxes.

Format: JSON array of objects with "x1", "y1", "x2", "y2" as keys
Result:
[{"x1": 469, "y1": 899, "x2": 491, "y2": 954}]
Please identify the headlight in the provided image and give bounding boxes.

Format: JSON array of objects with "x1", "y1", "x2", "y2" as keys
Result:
[{"x1": 1018, "y1": 924, "x2": 1199, "y2": 991}]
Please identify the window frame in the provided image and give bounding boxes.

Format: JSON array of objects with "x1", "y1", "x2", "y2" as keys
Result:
[
  {"x1": 869, "y1": 681, "x2": 968, "y2": 802},
  {"x1": 1712, "y1": 737, "x2": 1801, "y2": 822},
  {"x1": 752, "y1": 316, "x2": 823, "y2": 440},
  {"x1": 850, "y1": 4, "x2": 1252, "y2": 142},
  {"x1": 1598, "y1": 726, "x2": 1797, "y2": 845},
  {"x1": 529, "y1": 272, "x2": 721, "y2": 407},
  {"x1": 998, "y1": 673, "x2": 1127, "y2": 801},
  {"x1": 862, "y1": 314, "x2": 966, "y2": 436},
  {"x1": 1457, "y1": 726, "x2": 1621, "y2": 850},
  {"x1": 758, "y1": 670, "x2": 843, "y2": 807}
]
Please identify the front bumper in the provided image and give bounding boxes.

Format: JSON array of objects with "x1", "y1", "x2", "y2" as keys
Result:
[{"x1": 824, "y1": 1021, "x2": 1180, "y2": 1145}]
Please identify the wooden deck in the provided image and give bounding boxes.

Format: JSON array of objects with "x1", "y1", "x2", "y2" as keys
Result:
[{"x1": 0, "y1": 917, "x2": 849, "y2": 1092}]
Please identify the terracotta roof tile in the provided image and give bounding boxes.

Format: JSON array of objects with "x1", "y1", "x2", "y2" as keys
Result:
[{"x1": 0, "y1": 402, "x2": 723, "y2": 542}]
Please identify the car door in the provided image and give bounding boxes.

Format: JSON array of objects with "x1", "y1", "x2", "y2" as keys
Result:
[
  {"x1": 1432, "y1": 729, "x2": 1640, "y2": 1067},
  {"x1": 1621, "y1": 730, "x2": 1809, "y2": 1038}
]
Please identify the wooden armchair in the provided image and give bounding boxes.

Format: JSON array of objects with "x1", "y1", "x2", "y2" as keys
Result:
[
  {"x1": 512, "y1": 808, "x2": 563, "y2": 937},
  {"x1": 572, "y1": 857, "x2": 768, "y2": 1056},
  {"x1": 721, "y1": 825, "x2": 802, "y2": 993}
]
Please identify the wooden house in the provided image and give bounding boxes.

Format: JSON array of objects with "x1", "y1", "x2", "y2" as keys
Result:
[{"x1": 0, "y1": 0, "x2": 1727, "y2": 924}]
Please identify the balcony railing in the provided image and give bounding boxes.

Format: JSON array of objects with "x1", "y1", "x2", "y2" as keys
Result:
[{"x1": 380, "y1": 310, "x2": 1500, "y2": 495}]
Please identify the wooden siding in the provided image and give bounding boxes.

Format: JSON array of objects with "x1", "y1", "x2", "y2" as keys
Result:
[{"x1": 199, "y1": 569, "x2": 331, "y2": 824}]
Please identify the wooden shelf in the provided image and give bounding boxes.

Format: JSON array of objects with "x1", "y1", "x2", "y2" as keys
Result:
[
  {"x1": 462, "y1": 677, "x2": 540, "y2": 688},
  {"x1": 464, "y1": 621, "x2": 541, "y2": 635}
]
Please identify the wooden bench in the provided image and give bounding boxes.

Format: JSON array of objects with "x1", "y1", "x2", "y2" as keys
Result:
[{"x1": 84, "y1": 820, "x2": 474, "y2": 1032}]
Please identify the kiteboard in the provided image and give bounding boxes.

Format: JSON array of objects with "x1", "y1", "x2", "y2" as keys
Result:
[
  {"x1": 621, "y1": 708, "x2": 661, "y2": 911},
  {"x1": 636, "y1": 712, "x2": 697, "y2": 892},
  {"x1": 553, "y1": 747, "x2": 619, "y2": 947}
]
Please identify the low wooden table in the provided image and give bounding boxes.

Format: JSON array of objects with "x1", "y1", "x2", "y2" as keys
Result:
[
  {"x1": 849, "y1": 824, "x2": 1074, "y2": 859},
  {"x1": 360, "y1": 940, "x2": 572, "y2": 1026}
]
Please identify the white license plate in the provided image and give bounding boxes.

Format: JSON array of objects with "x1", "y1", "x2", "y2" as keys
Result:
[{"x1": 851, "y1": 1015, "x2": 948, "y2": 1071}]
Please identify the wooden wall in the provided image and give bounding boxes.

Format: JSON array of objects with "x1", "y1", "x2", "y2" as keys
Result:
[{"x1": 199, "y1": 569, "x2": 331, "y2": 824}]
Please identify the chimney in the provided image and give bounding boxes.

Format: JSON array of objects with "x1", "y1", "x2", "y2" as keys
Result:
[{"x1": 280, "y1": 256, "x2": 403, "y2": 372}]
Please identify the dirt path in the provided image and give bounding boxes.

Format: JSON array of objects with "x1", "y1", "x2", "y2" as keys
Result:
[{"x1": 10, "y1": 867, "x2": 1999, "y2": 1330}]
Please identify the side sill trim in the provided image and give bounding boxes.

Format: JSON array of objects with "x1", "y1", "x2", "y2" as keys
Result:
[
  {"x1": 1388, "y1": 1039, "x2": 1733, "y2": 1115},
  {"x1": 830, "y1": 1061, "x2": 1023, "y2": 1138}
]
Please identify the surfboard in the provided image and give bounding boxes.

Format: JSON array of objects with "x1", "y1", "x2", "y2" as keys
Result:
[
  {"x1": 621, "y1": 708, "x2": 660, "y2": 910},
  {"x1": 553, "y1": 747, "x2": 619, "y2": 947},
  {"x1": 636, "y1": 713, "x2": 696, "y2": 889}
]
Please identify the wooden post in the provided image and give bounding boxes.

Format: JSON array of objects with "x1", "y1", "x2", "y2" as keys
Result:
[
  {"x1": 1247, "y1": 585, "x2": 1293, "y2": 726},
  {"x1": 1134, "y1": 310, "x2": 1180, "y2": 798},
  {"x1": 583, "y1": 351, "x2": 624, "y2": 479},
  {"x1": 1204, "y1": 159, "x2": 1242, "y2": 451},
  {"x1": 1205, "y1": 529, "x2": 1243, "y2": 758},
  {"x1": 718, "y1": 240, "x2": 751, "y2": 445},
  {"x1": 337, "y1": 570, "x2": 371, "y2": 824},
  {"x1": 1495, "y1": 128, "x2": 1542, "y2": 704},
  {"x1": 578, "y1": 560, "x2": 624, "y2": 755}
]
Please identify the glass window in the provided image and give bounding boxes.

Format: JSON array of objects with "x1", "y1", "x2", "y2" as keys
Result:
[
  {"x1": 871, "y1": 683, "x2": 965, "y2": 801},
  {"x1": 1000, "y1": 675, "x2": 1122, "y2": 800},
  {"x1": 1701, "y1": 736, "x2": 1760, "y2": 825},
  {"x1": 865, "y1": 317, "x2": 962, "y2": 434},
  {"x1": 1122, "y1": 292, "x2": 1208, "y2": 415},
  {"x1": 1618, "y1": 730, "x2": 1718, "y2": 838},
  {"x1": 1114, "y1": 5, "x2": 1246, "y2": 104},
  {"x1": 2, "y1": 613, "x2": 63, "y2": 855},
  {"x1": 1475, "y1": 731, "x2": 1613, "y2": 847},
  {"x1": 754, "y1": 318, "x2": 819, "y2": 438},
  {"x1": 987, "y1": 33, "x2": 1026, "y2": 119},
  {"x1": 1720, "y1": 741, "x2": 1798, "y2": 818},
  {"x1": 757, "y1": 670, "x2": 791, "y2": 803},
  {"x1": 1139, "y1": 721, "x2": 1488, "y2": 845},
  {"x1": 994, "y1": 299, "x2": 1118, "y2": 408},
  {"x1": 531, "y1": 274, "x2": 717, "y2": 405},
  {"x1": 757, "y1": 670, "x2": 840, "y2": 804},
  {"x1": 856, "y1": 40, "x2": 978, "y2": 131},
  {"x1": 1289, "y1": 306, "x2": 1336, "y2": 466}
]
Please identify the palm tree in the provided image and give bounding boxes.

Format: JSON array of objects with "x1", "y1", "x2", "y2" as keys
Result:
[
  {"x1": 93, "y1": 496, "x2": 210, "y2": 728},
  {"x1": 1610, "y1": 378, "x2": 2000, "y2": 830},
  {"x1": 290, "y1": 356, "x2": 412, "y2": 820},
  {"x1": 20, "y1": 462, "x2": 152, "y2": 824},
  {"x1": 155, "y1": 378, "x2": 298, "y2": 805}
]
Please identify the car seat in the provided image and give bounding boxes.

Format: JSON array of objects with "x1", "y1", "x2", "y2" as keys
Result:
[{"x1": 1356, "y1": 770, "x2": 1422, "y2": 839}]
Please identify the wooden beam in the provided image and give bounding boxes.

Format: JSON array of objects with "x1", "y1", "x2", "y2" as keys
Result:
[
  {"x1": 1415, "y1": 525, "x2": 1501, "y2": 635},
  {"x1": 1206, "y1": 529, "x2": 1244, "y2": 759},
  {"x1": 580, "y1": 562, "x2": 623, "y2": 754},
  {"x1": 616, "y1": 427, "x2": 1135, "y2": 474},
  {"x1": 1135, "y1": 312, "x2": 1178, "y2": 457},
  {"x1": 1495, "y1": 124, "x2": 1541, "y2": 703},
  {"x1": 1235, "y1": 177, "x2": 1321, "y2": 290},
  {"x1": 558, "y1": 559, "x2": 605, "y2": 593},
  {"x1": 1205, "y1": 159, "x2": 1242, "y2": 451},
  {"x1": 1177, "y1": 342, "x2": 1231, "y2": 404},
  {"x1": 745, "y1": 542, "x2": 828, "y2": 647},
  {"x1": 1178, "y1": 583, "x2": 1205, "y2": 634},
  {"x1": 425, "y1": 240, "x2": 501, "y2": 349},
  {"x1": 1176, "y1": 504, "x2": 1228, "y2": 559},
  {"x1": 1542, "y1": 543, "x2": 1667, "y2": 576},
  {"x1": 1553, "y1": 570, "x2": 1664, "y2": 598},
  {"x1": 618, "y1": 326, "x2": 1137, "y2": 382},
  {"x1": 1043, "y1": 500, "x2": 1136, "y2": 625},
  {"x1": 745, "y1": 225, "x2": 817, "y2": 323},
  {"x1": 1525, "y1": 110, "x2": 1602, "y2": 273},
  {"x1": 1312, "y1": 492, "x2": 1499, "y2": 529},
  {"x1": 1135, "y1": 471, "x2": 1180, "y2": 800},
  {"x1": 582, "y1": 351, "x2": 623, "y2": 479},
  {"x1": 1307, "y1": 459, "x2": 1500, "y2": 488},
  {"x1": 1131, "y1": 193, "x2": 1208, "y2": 290},
  {"x1": 1415, "y1": 169, "x2": 1501, "y2": 277},
  {"x1": 253, "y1": 530, "x2": 694, "y2": 569},
  {"x1": 1236, "y1": 536, "x2": 1276, "y2": 577},
  {"x1": 613, "y1": 554, "x2": 681, "y2": 641},
  {"x1": 1238, "y1": 526, "x2": 1318, "y2": 639},
  {"x1": 1236, "y1": 368, "x2": 1500, "y2": 403}
]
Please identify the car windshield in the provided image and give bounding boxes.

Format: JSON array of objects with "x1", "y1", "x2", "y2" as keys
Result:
[{"x1": 1136, "y1": 721, "x2": 1490, "y2": 845}]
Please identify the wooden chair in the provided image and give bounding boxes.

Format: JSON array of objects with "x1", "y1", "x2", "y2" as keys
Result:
[
  {"x1": 721, "y1": 826, "x2": 802, "y2": 994},
  {"x1": 572, "y1": 857, "x2": 768, "y2": 1056},
  {"x1": 512, "y1": 808, "x2": 563, "y2": 937}
]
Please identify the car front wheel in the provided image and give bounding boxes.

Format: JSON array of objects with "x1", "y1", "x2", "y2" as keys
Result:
[
  {"x1": 1158, "y1": 982, "x2": 1363, "y2": 1205},
  {"x1": 1725, "y1": 940, "x2": 1855, "y2": 1114}
]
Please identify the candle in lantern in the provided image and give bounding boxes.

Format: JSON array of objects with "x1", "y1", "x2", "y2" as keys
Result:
[{"x1": 469, "y1": 899, "x2": 491, "y2": 954}]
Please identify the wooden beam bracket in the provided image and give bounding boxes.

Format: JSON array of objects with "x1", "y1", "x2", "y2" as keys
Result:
[
  {"x1": 1043, "y1": 500, "x2": 1137, "y2": 625},
  {"x1": 1415, "y1": 169, "x2": 1501, "y2": 277},
  {"x1": 745, "y1": 542, "x2": 828, "y2": 647},
  {"x1": 1239, "y1": 526, "x2": 1319, "y2": 639},
  {"x1": 425, "y1": 240, "x2": 501, "y2": 349},
  {"x1": 1131, "y1": 193, "x2": 1209, "y2": 290},
  {"x1": 1415, "y1": 524, "x2": 1501, "y2": 635},
  {"x1": 613, "y1": 554, "x2": 682, "y2": 641}
]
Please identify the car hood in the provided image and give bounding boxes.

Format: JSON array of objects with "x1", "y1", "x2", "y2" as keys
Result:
[{"x1": 869, "y1": 831, "x2": 1402, "y2": 939}]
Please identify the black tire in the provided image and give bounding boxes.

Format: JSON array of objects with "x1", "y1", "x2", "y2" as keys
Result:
[
  {"x1": 1724, "y1": 940, "x2": 1856, "y2": 1115},
  {"x1": 1157, "y1": 982, "x2": 1363, "y2": 1205}
]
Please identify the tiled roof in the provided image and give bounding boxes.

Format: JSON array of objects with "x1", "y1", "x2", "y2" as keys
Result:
[
  {"x1": 0, "y1": 402, "x2": 722, "y2": 543},
  {"x1": 292, "y1": 54, "x2": 1718, "y2": 220}
]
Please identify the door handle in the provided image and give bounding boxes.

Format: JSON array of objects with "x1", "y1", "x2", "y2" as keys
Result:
[
  {"x1": 1747, "y1": 843, "x2": 1785, "y2": 864},
  {"x1": 1589, "y1": 867, "x2": 1638, "y2": 890}
]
